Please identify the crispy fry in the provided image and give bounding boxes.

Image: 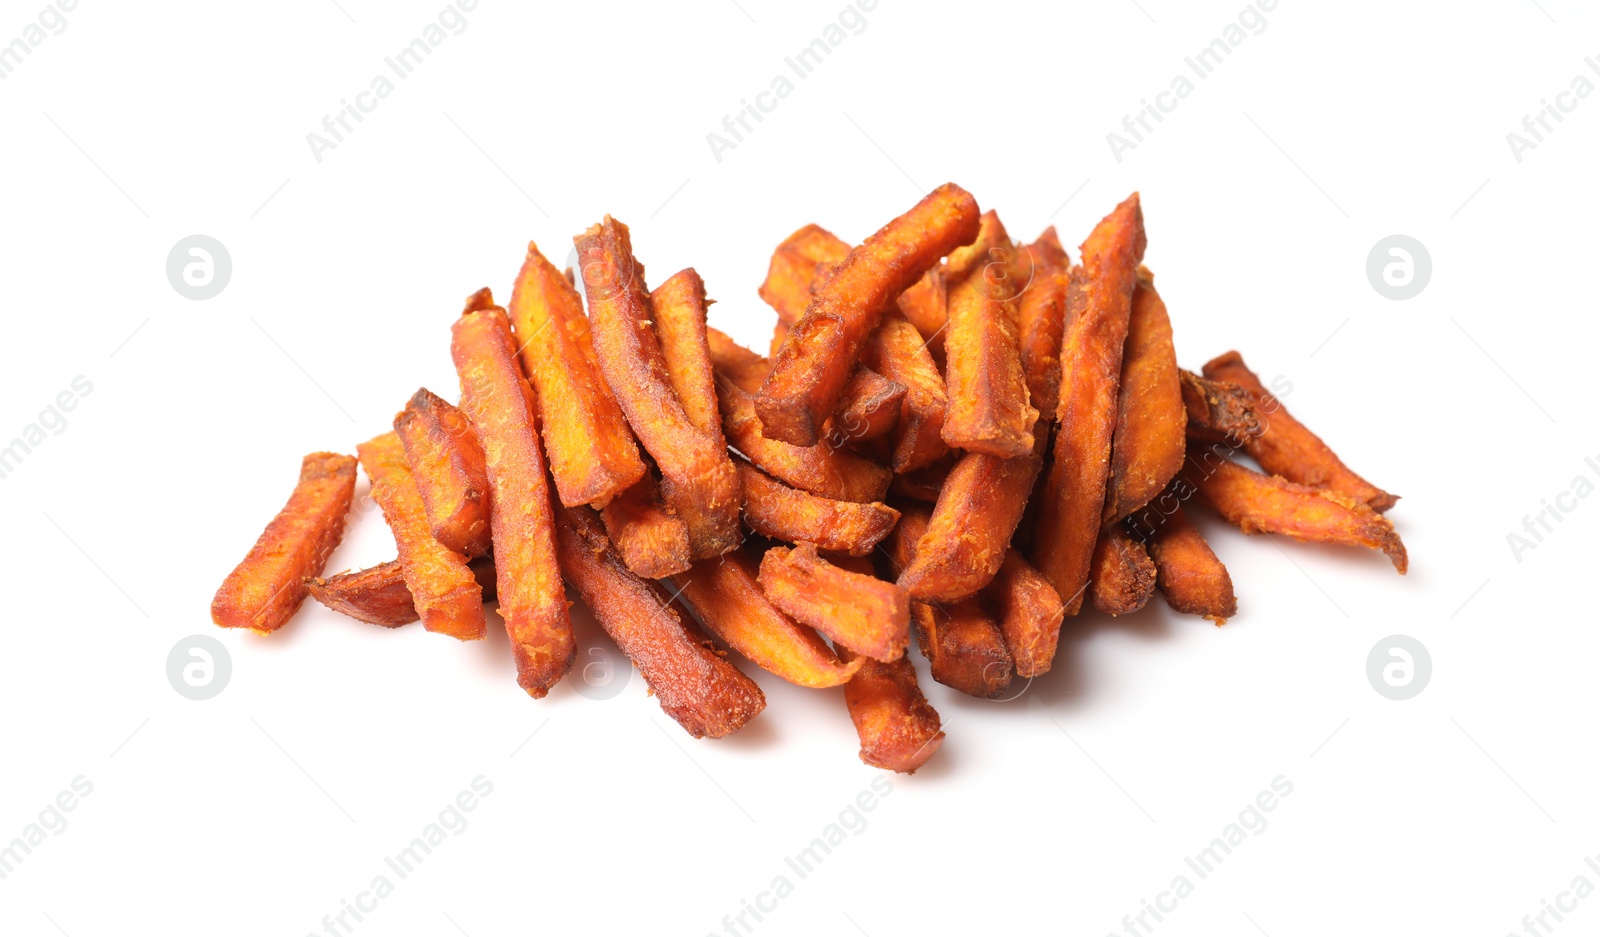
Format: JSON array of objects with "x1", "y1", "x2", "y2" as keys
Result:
[
  {"x1": 1179, "y1": 369, "x2": 1259, "y2": 444},
  {"x1": 575, "y1": 218, "x2": 742, "y2": 560},
  {"x1": 672, "y1": 551, "x2": 863, "y2": 688},
  {"x1": 1140, "y1": 505, "x2": 1236, "y2": 625},
  {"x1": 896, "y1": 267, "x2": 947, "y2": 362},
  {"x1": 897, "y1": 448, "x2": 1042, "y2": 601},
  {"x1": 911, "y1": 599, "x2": 1013, "y2": 698},
  {"x1": 705, "y1": 325, "x2": 770, "y2": 394},
  {"x1": 860, "y1": 311, "x2": 950, "y2": 472},
  {"x1": 597, "y1": 474, "x2": 692, "y2": 579},
  {"x1": 717, "y1": 375, "x2": 891, "y2": 503},
  {"x1": 1103, "y1": 273, "x2": 1185, "y2": 524},
  {"x1": 508, "y1": 240, "x2": 647, "y2": 508},
  {"x1": 462, "y1": 287, "x2": 497, "y2": 314},
  {"x1": 769, "y1": 321, "x2": 788, "y2": 361},
  {"x1": 889, "y1": 455, "x2": 952, "y2": 503},
  {"x1": 758, "y1": 223, "x2": 852, "y2": 327},
  {"x1": 1089, "y1": 525, "x2": 1157, "y2": 616},
  {"x1": 756, "y1": 183, "x2": 980, "y2": 446},
  {"x1": 1032, "y1": 192, "x2": 1147, "y2": 614},
  {"x1": 842, "y1": 651, "x2": 945, "y2": 774},
  {"x1": 1202, "y1": 350, "x2": 1398, "y2": 512},
  {"x1": 736, "y1": 461, "x2": 899, "y2": 556},
  {"x1": 305, "y1": 556, "x2": 496, "y2": 628},
  {"x1": 758, "y1": 543, "x2": 909, "y2": 662},
  {"x1": 357, "y1": 432, "x2": 486, "y2": 641},
  {"x1": 1180, "y1": 442, "x2": 1408, "y2": 572},
  {"x1": 212, "y1": 452, "x2": 357, "y2": 634},
  {"x1": 833, "y1": 366, "x2": 905, "y2": 442},
  {"x1": 981, "y1": 549, "x2": 1064, "y2": 677},
  {"x1": 451, "y1": 306, "x2": 574, "y2": 695},
  {"x1": 556, "y1": 505, "x2": 765, "y2": 738},
  {"x1": 393, "y1": 388, "x2": 491, "y2": 557},
  {"x1": 1017, "y1": 227, "x2": 1072, "y2": 438}
]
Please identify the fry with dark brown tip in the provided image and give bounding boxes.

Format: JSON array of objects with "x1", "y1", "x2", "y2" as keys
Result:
[
  {"x1": 556, "y1": 505, "x2": 765, "y2": 739},
  {"x1": 452, "y1": 305, "x2": 574, "y2": 695},
  {"x1": 305, "y1": 556, "x2": 496, "y2": 628},
  {"x1": 1179, "y1": 369, "x2": 1259, "y2": 444},
  {"x1": 1032, "y1": 192, "x2": 1147, "y2": 614},
  {"x1": 1180, "y1": 442, "x2": 1408, "y2": 572},
  {"x1": 705, "y1": 326, "x2": 770, "y2": 394},
  {"x1": 756, "y1": 183, "x2": 981, "y2": 446},
  {"x1": 717, "y1": 376, "x2": 892, "y2": 503},
  {"x1": 758, "y1": 543, "x2": 909, "y2": 662},
  {"x1": 832, "y1": 366, "x2": 905, "y2": 443},
  {"x1": 737, "y1": 462, "x2": 899, "y2": 556},
  {"x1": 394, "y1": 388, "x2": 491, "y2": 557},
  {"x1": 1104, "y1": 273, "x2": 1185, "y2": 524},
  {"x1": 672, "y1": 551, "x2": 863, "y2": 688},
  {"x1": 1089, "y1": 524, "x2": 1157, "y2": 616},
  {"x1": 758, "y1": 223, "x2": 852, "y2": 327},
  {"x1": 1140, "y1": 506, "x2": 1236, "y2": 625},
  {"x1": 1202, "y1": 350, "x2": 1398, "y2": 512},
  {"x1": 508, "y1": 240, "x2": 647, "y2": 508},
  {"x1": 897, "y1": 448, "x2": 1041, "y2": 601},
  {"x1": 357, "y1": 432, "x2": 486, "y2": 641},
  {"x1": 212, "y1": 452, "x2": 357, "y2": 634},
  {"x1": 861, "y1": 311, "x2": 950, "y2": 472},
  {"x1": 842, "y1": 652, "x2": 945, "y2": 774},
  {"x1": 981, "y1": 550, "x2": 1064, "y2": 677},
  {"x1": 598, "y1": 474, "x2": 692, "y2": 579}
]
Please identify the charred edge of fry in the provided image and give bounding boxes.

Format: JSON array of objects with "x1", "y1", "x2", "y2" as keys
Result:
[
  {"x1": 861, "y1": 312, "x2": 950, "y2": 473},
  {"x1": 1136, "y1": 507, "x2": 1236, "y2": 625},
  {"x1": 1103, "y1": 275, "x2": 1185, "y2": 524},
  {"x1": 736, "y1": 461, "x2": 900, "y2": 556},
  {"x1": 841, "y1": 651, "x2": 945, "y2": 774},
  {"x1": 1089, "y1": 525, "x2": 1157, "y2": 617},
  {"x1": 1179, "y1": 369, "x2": 1259, "y2": 445},
  {"x1": 981, "y1": 549, "x2": 1065, "y2": 678},
  {"x1": 758, "y1": 543, "x2": 910, "y2": 662},
  {"x1": 717, "y1": 375, "x2": 892, "y2": 504},
  {"x1": 911, "y1": 598, "x2": 1014, "y2": 699},
  {"x1": 394, "y1": 387, "x2": 492, "y2": 557},
  {"x1": 305, "y1": 555, "x2": 496, "y2": 628},
  {"x1": 598, "y1": 474, "x2": 693, "y2": 579}
]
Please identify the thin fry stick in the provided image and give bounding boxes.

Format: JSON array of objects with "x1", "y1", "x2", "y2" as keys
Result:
[
  {"x1": 393, "y1": 388, "x2": 491, "y2": 557},
  {"x1": 717, "y1": 375, "x2": 891, "y2": 503},
  {"x1": 758, "y1": 543, "x2": 910, "y2": 662},
  {"x1": 1103, "y1": 272, "x2": 1185, "y2": 523},
  {"x1": 860, "y1": 311, "x2": 950, "y2": 472},
  {"x1": 1140, "y1": 505, "x2": 1236, "y2": 625},
  {"x1": 306, "y1": 556, "x2": 496, "y2": 628},
  {"x1": 737, "y1": 461, "x2": 900, "y2": 556}
]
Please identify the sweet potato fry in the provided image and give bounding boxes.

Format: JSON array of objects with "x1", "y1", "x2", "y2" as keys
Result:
[
  {"x1": 756, "y1": 183, "x2": 980, "y2": 446},
  {"x1": 758, "y1": 223, "x2": 852, "y2": 327},
  {"x1": 842, "y1": 652, "x2": 945, "y2": 774},
  {"x1": 357, "y1": 432, "x2": 486, "y2": 641},
  {"x1": 1180, "y1": 369, "x2": 1259, "y2": 444},
  {"x1": 717, "y1": 375, "x2": 891, "y2": 503},
  {"x1": 889, "y1": 456, "x2": 952, "y2": 503},
  {"x1": 1032, "y1": 192, "x2": 1147, "y2": 614},
  {"x1": 556, "y1": 505, "x2": 764, "y2": 738},
  {"x1": 736, "y1": 461, "x2": 899, "y2": 556},
  {"x1": 1140, "y1": 506, "x2": 1236, "y2": 625},
  {"x1": 1017, "y1": 227, "x2": 1072, "y2": 437},
  {"x1": 896, "y1": 267, "x2": 947, "y2": 362},
  {"x1": 672, "y1": 551, "x2": 863, "y2": 688},
  {"x1": 1089, "y1": 525, "x2": 1157, "y2": 616},
  {"x1": 1180, "y1": 442, "x2": 1408, "y2": 572},
  {"x1": 705, "y1": 326, "x2": 770, "y2": 394},
  {"x1": 940, "y1": 211, "x2": 1038, "y2": 458},
  {"x1": 598, "y1": 474, "x2": 692, "y2": 579},
  {"x1": 897, "y1": 448, "x2": 1042, "y2": 601},
  {"x1": 833, "y1": 366, "x2": 905, "y2": 442},
  {"x1": 769, "y1": 321, "x2": 788, "y2": 361},
  {"x1": 1103, "y1": 273, "x2": 1185, "y2": 524},
  {"x1": 212, "y1": 452, "x2": 357, "y2": 634},
  {"x1": 758, "y1": 543, "x2": 909, "y2": 662},
  {"x1": 1202, "y1": 351, "x2": 1398, "y2": 512},
  {"x1": 508, "y1": 240, "x2": 647, "y2": 508},
  {"x1": 305, "y1": 556, "x2": 496, "y2": 628},
  {"x1": 911, "y1": 598, "x2": 1013, "y2": 698},
  {"x1": 860, "y1": 311, "x2": 950, "y2": 472},
  {"x1": 451, "y1": 306, "x2": 574, "y2": 695},
  {"x1": 575, "y1": 218, "x2": 742, "y2": 560},
  {"x1": 393, "y1": 388, "x2": 492, "y2": 557},
  {"x1": 981, "y1": 549, "x2": 1065, "y2": 677}
]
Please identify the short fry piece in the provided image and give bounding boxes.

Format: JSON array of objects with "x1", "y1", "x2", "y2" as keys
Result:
[
  {"x1": 717, "y1": 376, "x2": 891, "y2": 503},
  {"x1": 758, "y1": 543, "x2": 910, "y2": 662},
  {"x1": 1141, "y1": 506, "x2": 1236, "y2": 625},
  {"x1": 306, "y1": 556, "x2": 496, "y2": 628},
  {"x1": 1089, "y1": 525, "x2": 1157, "y2": 617},
  {"x1": 911, "y1": 599, "x2": 1013, "y2": 699},
  {"x1": 1179, "y1": 369, "x2": 1259, "y2": 443},
  {"x1": 832, "y1": 366, "x2": 905, "y2": 442},
  {"x1": 598, "y1": 475, "x2": 692, "y2": 579},
  {"x1": 860, "y1": 312, "x2": 950, "y2": 472},
  {"x1": 897, "y1": 449, "x2": 1041, "y2": 601},
  {"x1": 982, "y1": 550, "x2": 1065, "y2": 678},
  {"x1": 737, "y1": 462, "x2": 900, "y2": 556},
  {"x1": 212, "y1": 452, "x2": 358, "y2": 634},
  {"x1": 1104, "y1": 273, "x2": 1185, "y2": 523},
  {"x1": 705, "y1": 326, "x2": 770, "y2": 394},
  {"x1": 394, "y1": 388, "x2": 491, "y2": 557},
  {"x1": 758, "y1": 223, "x2": 852, "y2": 327},
  {"x1": 842, "y1": 652, "x2": 945, "y2": 774}
]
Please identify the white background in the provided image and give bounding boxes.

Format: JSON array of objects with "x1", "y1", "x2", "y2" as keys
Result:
[{"x1": 1, "y1": 1, "x2": 1596, "y2": 935}]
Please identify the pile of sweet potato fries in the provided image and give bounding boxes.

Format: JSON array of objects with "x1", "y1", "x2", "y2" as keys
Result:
[{"x1": 211, "y1": 185, "x2": 1405, "y2": 772}]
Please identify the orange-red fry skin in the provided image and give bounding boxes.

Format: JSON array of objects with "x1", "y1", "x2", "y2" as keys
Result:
[
  {"x1": 1179, "y1": 369, "x2": 1259, "y2": 444},
  {"x1": 556, "y1": 505, "x2": 765, "y2": 739},
  {"x1": 860, "y1": 312, "x2": 950, "y2": 472},
  {"x1": 911, "y1": 598, "x2": 1013, "y2": 699},
  {"x1": 574, "y1": 218, "x2": 742, "y2": 560},
  {"x1": 890, "y1": 457, "x2": 952, "y2": 504},
  {"x1": 1202, "y1": 351, "x2": 1399, "y2": 513},
  {"x1": 717, "y1": 376, "x2": 892, "y2": 503},
  {"x1": 1031, "y1": 192, "x2": 1147, "y2": 615},
  {"x1": 705, "y1": 326, "x2": 771, "y2": 394},
  {"x1": 758, "y1": 223, "x2": 853, "y2": 327},
  {"x1": 841, "y1": 651, "x2": 945, "y2": 774},
  {"x1": 1089, "y1": 525, "x2": 1157, "y2": 617},
  {"x1": 1180, "y1": 442, "x2": 1408, "y2": 573},
  {"x1": 463, "y1": 287, "x2": 497, "y2": 314},
  {"x1": 769, "y1": 321, "x2": 788, "y2": 361},
  {"x1": 1017, "y1": 227, "x2": 1072, "y2": 438},
  {"x1": 736, "y1": 461, "x2": 900, "y2": 556},
  {"x1": 1103, "y1": 275, "x2": 1185, "y2": 524},
  {"x1": 756, "y1": 183, "x2": 981, "y2": 446},
  {"x1": 393, "y1": 388, "x2": 492, "y2": 557},
  {"x1": 212, "y1": 452, "x2": 358, "y2": 634},
  {"x1": 451, "y1": 307, "x2": 575, "y2": 696},
  {"x1": 758, "y1": 543, "x2": 910, "y2": 662},
  {"x1": 981, "y1": 549, "x2": 1065, "y2": 678},
  {"x1": 357, "y1": 432, "x2": 487, "y2": 641},
  {"x1": 598, "y1": 474, "x2": 693, "y2": 579},
  {"x1": 1140, "y1": 506, "x2": 1236, "y2": 625},
  {"x1": 832, "y1": 366, "x2": 905, "y2": 443},
  {"x1": 896, "y1": 268, "x2": 948, "y2": 363},
  {"x1": 897, "y1": 449, "x2": 1042, "y2": 602},
  {"x1": 508, "y1": 240, "x2": 647, "y2": 509},
  {"x1": 306, "y1": 555, "x2": 496, "y2": 628},
  {"x1": 673, "y1": 551, "x2": 864, "y2": 689}
]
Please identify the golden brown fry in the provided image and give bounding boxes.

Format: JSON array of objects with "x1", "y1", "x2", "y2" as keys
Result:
[
  {"x1": 758, "y1": 543, "x2": 909, "y2": 662},
  {"x1": 508, "y1": 241, "x2": 647, "y2": 508},
  {"x1": 911, "y1": 598, "x2": 1013, "y2": 698},
  {"x1": 393, "y1": 388, "x2": 491, "y2": 557},
  {"x1": 1103, "y1": 273, "x2": 1185, "y2": 524},
  {"x1": 1089, "y1": 525, "x2": 1157, "y2": 617},
  {"x1": 306, "y1": 556, "x2": 496, "y2": 628},
  {"x1": 357, "y1": 432, "x2": 486, "y2": 641},
  {"x1": 716, "y1": 375, "x2": 891, "y2": 503},
  {"x1": 736, "y1": 461, "x2": 899, "y2": 556},
  {"x1": 452, "y1": 306, "x2": 574, "y2": 695},
  {"x1": 842, "y1": 651, "x2": 945, "y2": 774},
  {"x1": 1032, "y1": 193, "x2": 1147, "y2": 614},
  {"x1": 1017, "y1": 227, "x2": 1072, "y2": 437},
  {"x1": 1202, "y1": 350, "x2": 1399, "y2": 512},
  {"x1": 896, "y1": 267, "x2": 948, "y2": 362},
  {"x1": 574, "y1": 218, "x2": 742, "y2": 560},
  {"x1": 1180, "y1": 442, "x2": 1408, "y2": 572},
  {"x1": 860, "y1": 311, "x2": 950, "y2": 472},
  {"x1": 1139, "y1": 506, "x2": 1236, "y2": 625},
  {"x1": 1179, "y1": 369, "x2": 1259, "y2": 444},
  {"x1": 756, "y1": 183, "x2": 981, "y2": 446},
  {"x1": 832, "y1": 366, "x2": 905, "y2": 442},
  {"x1": 705, "y1": 326, "x2": 770, "y2": 394},
  {"x1": 597, "y1": 474, "x2": 692, "y2": 579},
  {"x1": 556, "y1": 505, "x2": 765, "y2": 738},
  {"x1": 981, "y1": 549, "x2": 1065, "y2": 677},
  {"x1": 212, "y1": 452, "x2": 357, "y2": 634},
  {"x1": 897, "y1": 448, "x2": 1041, "y2": 601},
  {"x1": 758, "y1": 223, "x2": 852, "y2": 327},
  {"x1": 673, "y1": 551, "x2": 863, "y2": 688}
]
